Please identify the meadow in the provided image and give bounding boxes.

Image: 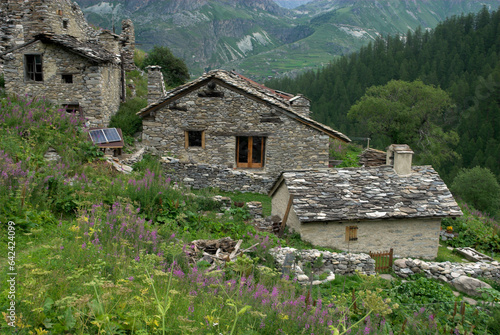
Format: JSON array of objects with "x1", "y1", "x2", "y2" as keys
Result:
[{"x1": 1, "y1": 95, "x2": 499, "y2": 334}]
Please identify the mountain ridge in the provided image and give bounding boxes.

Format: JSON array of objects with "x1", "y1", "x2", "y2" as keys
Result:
[{"x1": 75, "y1": 0, "x2": 500, "y2": 79}]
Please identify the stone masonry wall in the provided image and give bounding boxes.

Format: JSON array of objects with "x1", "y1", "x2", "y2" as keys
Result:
[
  {"x1": 296, "y1": 218, "x2": 441, "y2": 260},
  {"x1": 162, "y1": 160, "x2": 275, "y2": 193},
  {"x1": 0, "y1": 0, "x2": 97, "y2": 53},
  {"x1": 393, "y1": 258, "x2": 500, "y2": 282},
  {"x1": 3, "y1": 41, "x2": 120, "y2": 127},
  {"x1": 143, "y1": 83, "x2": 330, "y2": 180},
  {"x1": 120, "y1": 19, "x2": 135, "y2": 72}
]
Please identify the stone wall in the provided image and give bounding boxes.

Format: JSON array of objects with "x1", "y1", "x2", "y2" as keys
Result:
[
  {"x1": 147, "y1": 66, "x2": 166, "y2": 104},
  {"x1": 0, "y1": 0, "x2": 97, "y2": 53},
  {"x1": 271, "y1": 247, "x2": 376, "y2": 284},
  {"x1": 143, "y1": 83, "x2": 330, "y2": 180},
  {"x1": 393, "y1": 258, "x2": 500, "y2": 282},
  {"x1": 120, "y1": 19, "x2": 135, "y2": 72},
  {"x1": 161, "y1": 160, "x2": 275, "y2": 193},
  {"x1": 3, "y1": 41, "x2": 121, "y2": 127}
]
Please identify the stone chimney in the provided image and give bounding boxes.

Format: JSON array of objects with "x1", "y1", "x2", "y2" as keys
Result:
[
  {"x1": 120, "y1": 19, "x2": 135, "y2": 71},
  {"x1": 289, "y1": 94, "x2": 311, "y2": 117},
  {"x1": 147, "y1": 65, "x2": 166, "y2": 104},
  {"x1": 386, "y1": 144, "x2": 414, "y2": 176}
]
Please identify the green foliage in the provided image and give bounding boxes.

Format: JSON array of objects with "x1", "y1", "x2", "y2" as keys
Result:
[
  {"x1": 393, "y1": 277, "x2": 455, "y2": 305},
  {"x1": 267, "y1": 7, "x2": 500, "y2": 181},
  {"x1": 441, "y1": 201, "x2": 500, "y2": 253},
  {"x1": 329, "y1": 139, "x2": 362, "y2": 167},
  {"x1": 108, "y1": 97, "x2": 146, "y2": 137},
  {"x1": 348, "y1": 80, "x2": 459, "y2": 169},
  {"x1": 126, "y1": 69, "x2": 148, "y2": 99},
  {"x1": 451, "y1": 166, "x2": 500, "y2": 216},
  {"x1": 134, "y1": 48, "x2": 147, "y2": 69},
  {"x1": 142, "y1": 46, "x2": 190, "y2": 88}
]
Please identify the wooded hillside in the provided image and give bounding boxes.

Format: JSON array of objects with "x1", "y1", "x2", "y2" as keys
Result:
[{"x1": 267, "y1": 7, "x2": 500, "y2": 182}]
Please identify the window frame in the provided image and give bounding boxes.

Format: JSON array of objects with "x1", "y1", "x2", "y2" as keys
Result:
[
  {"x1": 236, "y1": 136, "x2": 266, "y2": 169},
  {"x1": 184, "y1": 130, "x2": 205, "y2": 149},
  {"x1": 25, "y1": 54, "x2": 43, "y2": 82}
]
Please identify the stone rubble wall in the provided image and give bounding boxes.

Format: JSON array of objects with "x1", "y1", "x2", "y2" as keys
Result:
[
  {"x1": 147, "y1": 66, "x2": 166, "y2": 104},
  {"x1": 0, "y1": 0, "x2": 97, "y2": 53},
  {"x1": 3, "y1": 41, "x2": 121, "y2": 127},
  {"x1": 393, "y1": 258, "x2": 500, "y2": 282},
  {"x1": 120, "y1": 19, "x2": 135, "y2": 72},
  {"x1": 161, "y1": 160, "x2": 275, "y2": 194},
  {"x1": 271, "y1": 247, "x2": 376, "y2": 285}
]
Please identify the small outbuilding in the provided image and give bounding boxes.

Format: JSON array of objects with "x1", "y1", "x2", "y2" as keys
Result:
[{"x1": 269, "y1": 145, "x2": 463, "y2": 259}]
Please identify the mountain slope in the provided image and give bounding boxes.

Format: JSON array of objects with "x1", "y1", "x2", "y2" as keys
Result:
[{"x1": 76, "y1": 0, "x2": 500, "y2": 78}]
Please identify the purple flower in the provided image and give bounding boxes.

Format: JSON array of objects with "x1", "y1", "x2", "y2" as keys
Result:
[{"x1": 128, "y1": 276, "x2": 134, "y2": 281}]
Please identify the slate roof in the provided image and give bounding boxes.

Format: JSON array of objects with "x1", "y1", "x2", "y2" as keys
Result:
[
  {"x1": 270, "y1": 166, "x2": 463, "y2": 222},
  {"x1": 137, "y1": 70, "x2": 351, "y2": 142},
  {"x1": 1, "y1": 33, "x2": 120, "y2": 64}
]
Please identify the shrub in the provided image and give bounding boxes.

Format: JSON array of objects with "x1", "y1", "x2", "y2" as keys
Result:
[
  {"x1": 108, "y1": 97, "x2": 145, "y2": 137},
  {"x1": 451, "y1": 166, "x2": 500, "y2": 216}
]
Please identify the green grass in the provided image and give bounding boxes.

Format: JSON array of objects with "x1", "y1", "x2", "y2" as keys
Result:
[{"x1": 435, "y1": 242, "x2": 467, "y2": 263}]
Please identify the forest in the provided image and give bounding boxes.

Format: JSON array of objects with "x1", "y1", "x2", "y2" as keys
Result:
[{"x1": 266, "y1": 6, "x2": 500, "y2": 184}]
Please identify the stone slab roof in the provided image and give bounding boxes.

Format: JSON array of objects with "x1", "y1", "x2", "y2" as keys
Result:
[
  {"x1": 1, "y1": 33, "x2": 120, "y2": 64},
  {"x1": 270, "y1": 166, "x2": 463, "y2": 222},
  {"x1": 137, "y1": 70, "x2": 350, "y2": 142}
]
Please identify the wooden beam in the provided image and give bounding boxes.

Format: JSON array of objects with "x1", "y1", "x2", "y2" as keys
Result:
[{"x1": 279, "y1": 194, "x2": 294, "y2": 236}]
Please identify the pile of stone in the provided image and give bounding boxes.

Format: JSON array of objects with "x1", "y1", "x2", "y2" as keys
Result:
[
  {"x1": 358, "y1": 148, "x2": 387, "y2": 167},
  {"x1": 270, "y1": 247, "x2": 375, "y2": 285},
  {"x1": 393, "y1": 258, "x2": 500, "y2": 283},
  {"x1": 455, "y1": 247, "x2": 494, "y2": 262}
]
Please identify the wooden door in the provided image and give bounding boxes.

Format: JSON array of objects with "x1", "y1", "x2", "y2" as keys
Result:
[{"x1": 236, "y1": 136, "x2": 265, "y2": 168}]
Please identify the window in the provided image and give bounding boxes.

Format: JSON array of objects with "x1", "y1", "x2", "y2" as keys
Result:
[
  {"x1": 63, "y1": 104, "x2": 82, "y2": 116},
  {"x1": 185, "y1": 130, "x2": 205, "y2": 148},
  {"x1": 61, "y1": 74, "x2": 73, "y2": 83},
  {"x1": 62, "y1": 19, "x2": 69, "y2": 29},
  {"x1": 25, "y1": 55, "x2": 43, "y2": 81},
  {"x1": 345, "y1": 226, "x2": 358, "y2": 242},
  {"x1": 236, "y1": 136, "x2": 265, "y2": 168}
]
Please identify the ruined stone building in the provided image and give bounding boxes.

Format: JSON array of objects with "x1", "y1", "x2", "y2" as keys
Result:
[
  {"x1": 138, "y1": 68, "x2": 350, "y2": 186},
  {"x1": 0, "y1": 0, "x2": 135, "y2": 127}
]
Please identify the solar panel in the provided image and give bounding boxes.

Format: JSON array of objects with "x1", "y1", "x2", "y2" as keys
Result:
[
  {"x1": 103, "y1": 128, "x2": 121, "y2": 142},
  {"x1": 89, "y1": 128, "x2": 122, "y2": 144},
  {"x1": 89, "y1": 129, "x2": 107, "y2": 144}
]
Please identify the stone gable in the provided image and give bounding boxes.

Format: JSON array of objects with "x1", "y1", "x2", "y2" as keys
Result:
[{"x1": 143, "y1": 81, "x2": 333, "y2": 179}]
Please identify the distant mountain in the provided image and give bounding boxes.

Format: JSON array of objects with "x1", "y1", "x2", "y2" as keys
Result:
[
  {"x1": 274, "y1": 0, "x2": 313, "y2": 9},
  {"x1": 75, "y1": 0, "x2": 500, "y2": 79}
]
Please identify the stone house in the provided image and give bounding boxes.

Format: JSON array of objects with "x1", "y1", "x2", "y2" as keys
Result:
[
  {"x1": 0, "y1": 0, "x2": 135, "y2": 127},
  {"x1": 269, "y1": 145, "x2": 463, "y2": 259},
  {"x1": 138, "y1": 69, "x2": 350, "y2": 183}
]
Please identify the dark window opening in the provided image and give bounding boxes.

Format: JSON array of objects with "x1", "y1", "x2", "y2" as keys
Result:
[
  {"x1": 62, "y1": 74, "x2": 73, "y2": 83},
  {"x1": 64, "y1": 104, "x2": 82, "y2": 116},
  {"x1": 236, "y1": 136, "x2": 265, "y2": 168},
  {"x1": 185, "y1": 131, "x2": 205, "y2": 148},
  {"x1": 62, "y1": 19, "x2": 69, "y2": 29},
  {"x1": 25, "y1": 55, "x2": 43, "y2": 82}
]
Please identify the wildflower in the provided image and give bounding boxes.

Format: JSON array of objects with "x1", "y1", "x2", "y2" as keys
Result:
[
  {"x1": 128, "y1": 276, "x2": 134, "y2": 281},
  {"x1": 60, "y1": 246, "x2": 64, "y2": 250},
  {"x1": 82, "y1": 243, "x2": 87, "y2": 249}
]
